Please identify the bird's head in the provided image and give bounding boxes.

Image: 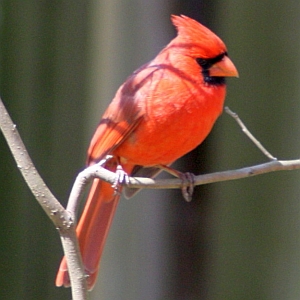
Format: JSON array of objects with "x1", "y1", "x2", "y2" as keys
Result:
[{"x1": 170, "y1": 15, "x2": 238, "y2": 80}]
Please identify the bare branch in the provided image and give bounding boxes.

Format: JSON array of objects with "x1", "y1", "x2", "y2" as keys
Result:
[
  {"x1": 66, "y1": 157, "x2": 115, "y2": 218},
  {"x1": 82, "y1": 159, "x2": 300, "y2": 191},
  {"x1": 0, "y1": 98, "x2": 87, "y2": 300},
  {"x1": 225, "y1": 106, "x2": 277, "y2": 161}
]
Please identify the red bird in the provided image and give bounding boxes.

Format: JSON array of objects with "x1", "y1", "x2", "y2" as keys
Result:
[{"x1": 56, "y1": 15, "x2": 238, "y2": 290}]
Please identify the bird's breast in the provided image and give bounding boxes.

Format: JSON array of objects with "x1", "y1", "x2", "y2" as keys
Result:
[{"x1": 114, "y1": 78, "x2": 226, "y2": 166}]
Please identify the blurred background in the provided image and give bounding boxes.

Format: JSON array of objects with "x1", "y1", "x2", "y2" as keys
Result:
[{"x1": 1, "y1": 1, "x2": 300, "y2": 299}]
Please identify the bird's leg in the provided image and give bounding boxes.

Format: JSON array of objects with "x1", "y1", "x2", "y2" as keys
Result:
[{"x1": 157, "y1": 165, "x2": 195, "y2": 202}]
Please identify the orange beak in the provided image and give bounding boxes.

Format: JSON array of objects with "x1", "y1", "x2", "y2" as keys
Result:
[{"x1": 209, "y1": 56, "x2": 239, "y2": 77}]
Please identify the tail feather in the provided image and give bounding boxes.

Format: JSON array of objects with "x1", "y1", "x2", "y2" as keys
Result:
[{"x1": 56, "y1": 178, "x2": 120, "y2": 290}]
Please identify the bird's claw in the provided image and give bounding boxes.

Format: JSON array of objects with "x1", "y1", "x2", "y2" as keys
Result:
[
  {"x1": 112, "y1": 165, "x2": 129, "y2": 196},
  {"x1": 156, "y1": 165, "x2": 195, "y2": 202},
  {"x1": 179, "y1": 172, "x2": 195, "y2": 202}
]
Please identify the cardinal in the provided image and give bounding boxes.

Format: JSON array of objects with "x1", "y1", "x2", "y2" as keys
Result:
[{"x1": 56, "y1": 15, "x2": 238, "y2": 290}]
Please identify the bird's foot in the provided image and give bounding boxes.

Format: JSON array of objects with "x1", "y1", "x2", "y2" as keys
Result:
[
  {"x1": 179, "y1": 172, "x2": 195, "y2": 202},
  {"x1": 112, "y1": 164, "x2": 130, "y2": 196},
  {"x1": 158, "y1": 165, "x2": 195, "y2": 202}
]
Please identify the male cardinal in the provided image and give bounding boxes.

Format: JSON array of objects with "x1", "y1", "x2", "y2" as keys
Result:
[{"x1": 56, "y1": 15, "x2": 238, "y2": 290}]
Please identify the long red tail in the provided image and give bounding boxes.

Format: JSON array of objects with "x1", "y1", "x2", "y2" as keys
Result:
[{"x1": 56, "y1": 178, "x2": 120, "y2": 290}]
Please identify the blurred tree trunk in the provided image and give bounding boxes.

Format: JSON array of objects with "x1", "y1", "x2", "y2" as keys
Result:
[
  {"x1": 0, "y1": 1, "x2": 88, "y2": 299},
  {"x1": 87, "y1": 1, "x2": 215, "y2": 299},
  {"x1": 87, "y1": 1, "x2": 174, "y2": 299},
  {"x1": 208, "y1": 2, "x2": 300, "y2": 300}
]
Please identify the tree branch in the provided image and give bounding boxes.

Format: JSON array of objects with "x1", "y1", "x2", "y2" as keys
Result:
[
  {"x1": 225, "y1": 106, "x2": 277, "y2": 161},
  {"x1": 77, "y1": 159, "x2": 300, "y2": 192},
  {"x1": 0, "y1": 98, "x2": 88, "y2": 300}
]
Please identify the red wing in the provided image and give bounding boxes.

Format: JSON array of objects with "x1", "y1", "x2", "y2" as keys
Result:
[
  {"x1": 87, "y1": 79, "x2": 146, "y2": 165},
  {"x1": 87, "y1": 117, "x2": 143, "y2": 165},
  {"x1": 87, "y1": 62, "x2": 165, "y2": 165}
]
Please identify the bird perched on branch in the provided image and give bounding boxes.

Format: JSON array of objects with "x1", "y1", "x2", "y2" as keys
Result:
[{"x1": 56, "y1": 14, "x2": 238, "y2": 290}]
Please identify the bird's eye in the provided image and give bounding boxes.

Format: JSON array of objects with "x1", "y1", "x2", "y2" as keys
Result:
[
  {"x1": 196, "y1": 52, "x2": 228, "y2": 70},
  {"x1": 196, "y1": 58, "x2": 212, "y2": 70}
]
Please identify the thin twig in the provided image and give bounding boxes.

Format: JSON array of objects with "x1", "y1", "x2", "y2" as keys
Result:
[
  {"x1": 225, "y1": 106, "x2": 277, "y2": 161},
  {"x1": 0, "y1": 98, "x2": 87, "y2": 300},
  {"x1": 82, "y1": 159, "x2": 300, "y2": 191}
]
